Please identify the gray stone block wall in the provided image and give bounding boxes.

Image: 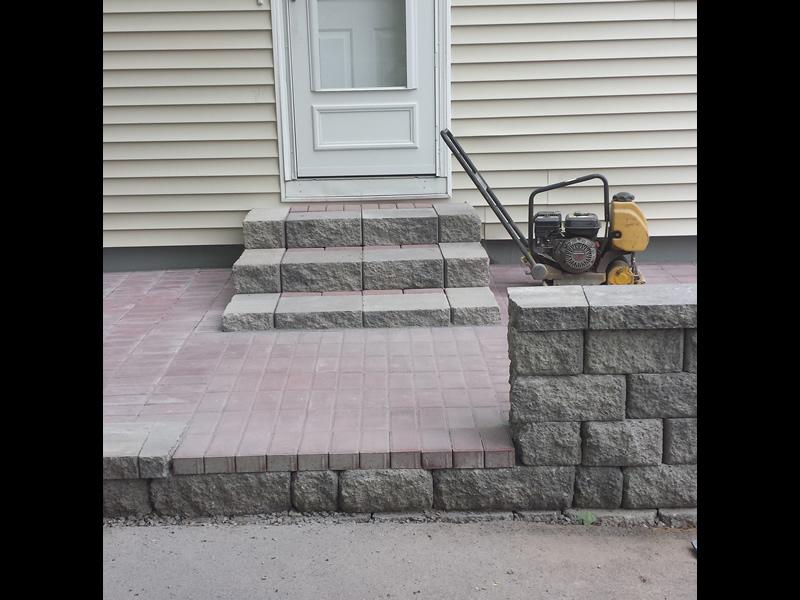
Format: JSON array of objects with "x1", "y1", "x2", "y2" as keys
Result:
[{"x1": 506, "y1": 284, "x2": 697, "y2": 510}]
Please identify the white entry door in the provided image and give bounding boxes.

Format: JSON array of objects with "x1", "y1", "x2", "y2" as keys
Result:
[{"x1": 288, "y1": 0, "x2": 437, "y2": 178}]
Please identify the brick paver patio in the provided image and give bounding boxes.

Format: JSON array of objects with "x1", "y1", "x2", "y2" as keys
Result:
[{"x1": 103, "y1": 262, "x2": 697, "y2": 472}]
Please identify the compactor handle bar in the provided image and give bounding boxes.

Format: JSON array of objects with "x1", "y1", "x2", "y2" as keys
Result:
[{"x1": 439, "y1": 128, "x2": 537, "y2": 267}]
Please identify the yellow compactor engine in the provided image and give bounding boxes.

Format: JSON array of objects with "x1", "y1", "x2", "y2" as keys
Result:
[{"x1": 606, "y1": 192, "x2": 649, "y2": 284}]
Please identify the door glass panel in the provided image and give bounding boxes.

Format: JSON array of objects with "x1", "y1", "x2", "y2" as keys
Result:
[{"x1": 317, "y1": 0, "x2": 407, "y2": 89}]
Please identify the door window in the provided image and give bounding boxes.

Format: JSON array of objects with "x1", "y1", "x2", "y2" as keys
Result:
[{"x1": 315, "y1": 0, "x2": 407, "y2": 89}]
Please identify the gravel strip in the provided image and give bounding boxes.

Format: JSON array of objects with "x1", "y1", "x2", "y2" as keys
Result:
[{"x1": 103, "y1": 510, "x2": 695, "y2": 529}]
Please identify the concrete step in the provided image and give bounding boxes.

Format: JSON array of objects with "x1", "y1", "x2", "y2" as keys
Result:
[
  {"x1": 285, "y1": 210, "x2": 362, "y2": 248},
  {"x1": 222, "y1": 293, "x2": 280, "y2": 331},
  {"x1": 220, "y1": 287, "x2": 502, "y2": 330},
  {"x1": 363, "y1": 290, "x2": 451, "y2": 328},
  {"x1": 231, "y1": 248, "x2": 285, "y2": 294},
  {"x1": 274, "y1": 293, "x2": 363, "y2": 329},
  {"x1": 232, "y1": 241, "x2": 491, "y2": 294},
  {"x1": 440, "y1": 242, "x2": 491, "y2": 288},
  {"x1": 363, "y1": 245, "x2": 444, "y2": 290},
  {"x1": 280, "y1": 247, "x2": 362, "y2": 292},
  {"x1": 445, "y1": 287, "x2": 502, "y2": 325},
  {"x1": 362, "y1": 207, "x2": 439, "y2": 246},
  {"x1": 242, "y1": 208, "x2": 289, "y2": 249},
  {"x1": 434, "y1": 203, "x2": 482, "y2": 243},
  {"x1": 239, "y1": 201, "x2": 482, "y2": 250}
]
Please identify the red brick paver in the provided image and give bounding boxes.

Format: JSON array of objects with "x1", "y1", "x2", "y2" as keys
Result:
[{"x1": 103, "y1": 262, "x2": 696, "y2": 473}]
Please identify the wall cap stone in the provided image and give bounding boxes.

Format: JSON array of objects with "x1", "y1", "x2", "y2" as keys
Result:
[
  {"x1": 583, "y1": 283, "x2": 696, "y2": 330},
  {"x1": 508, "y1": 286, "x2": 589, "y2": 331}
]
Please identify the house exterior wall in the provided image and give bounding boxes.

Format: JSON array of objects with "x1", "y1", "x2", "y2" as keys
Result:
[
  {"x1": 103, "y1": 0, "x2": 697, "y2": 248},
  {"x1": 103, "y1": 0, "x2": 279, "y2": 247}
]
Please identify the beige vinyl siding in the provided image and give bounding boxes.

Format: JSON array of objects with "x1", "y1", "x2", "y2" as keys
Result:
[
  {"x1": 102, "y1": 0, "x2": 278, "y2": 247},
  {"x1": 104, "y1": 0, "x2": 696, "y2": 248},
  {"x1": 451, "y1": 0, "x2": 697, "y2": 240}
]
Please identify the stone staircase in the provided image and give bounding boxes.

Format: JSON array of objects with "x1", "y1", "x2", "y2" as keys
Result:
[{"x1": 222, "y1": 201, "x2": 501, "y2": 330}]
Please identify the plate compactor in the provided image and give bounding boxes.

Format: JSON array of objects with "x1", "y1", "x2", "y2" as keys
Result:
[{"x1": 441, "y1": 128, "x2": 649, "y2": 286}]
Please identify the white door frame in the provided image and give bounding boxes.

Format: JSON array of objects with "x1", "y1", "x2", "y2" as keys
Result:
[{"x1": 271, "y1": 0, "x2": 452, "y2": 202}]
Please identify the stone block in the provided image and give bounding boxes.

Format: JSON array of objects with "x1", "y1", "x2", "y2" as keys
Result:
[
  {"x1": 510, "y1": 375, "x2": 626, "y2": 423},
  {"x1": 508, "y1": 329, "x2": 583, "y2": 376},
  {"x1": 362, "y1": 246, "x2": 444, "y2": 290},
  {"x1": 291, "y1": 471, "x2": 338, "y2": 512},
  {"x1": 584, "y1": 329, "x2": 684, "y2": 374},
  {"x1": 280, "y1": 248, "x2": 362, "y2": 292},
  {"x1": 103, "y1": 479, "x2": 152, "y2": 517},
  {"x1": 285, "y1": 210, "x2": 362, "y2": 248},
  {"x1": 434, "y1": 203, "x2": 482, "y2": 242},
  {"x1": 627, "y1": 373, "x2": 697, "y2": 418},
  {"x1": 445, "y1": 287, "x2": 501, "y2": 325},
  {"x1": 663, "y1": 418, "x2": 697, "y2": 464},
  {"x1": 582, "y1": 420, "x2": 663, "y2": 466},
  {"x1": 583, "y1": 284, "x2": 697, "y2": 329},
  {"x1": 623, "y1": 464, "x2": 697, "y2": 509},
  {"x1": 439, "y1": 242, "x2": 490, "y2": 287},
  {"x1": 103, "y1": 423, "x2": 150, "y2": 479},
  {"x1": 221, "y1": 293, "x2": 280, "y2": 332},
  {"x1": 150, "y1": 472, "x2": 291, "y2": 516},
  {"x1": 362, "y1": 208, "x2": 438, "y2": 245},
  {"x1": 507, "y1": 286, "x2": 589, "y2": 332},
  {"x1": 658, "y1": 508, "x2": 697, "y2": 528},
  {"x1": 138, "y1": 422, "x2": 188, "y2": 479},
  {"x1": 512, "y1": 422, "x2": 581, "y2": 466},
  {"x1": 339, "y1": 470, "x2": 433, "y2": 512},
  {"x1": 684, "y1": 328, "x2": 697, "y2": 372},
  {"x1": 432, "y1": 466, "x2": 575, "y2": 511},
  {"x1": 232, "y1": 249, "x2": 285, "y2": 294},
  {"x1": 573, "y1": 467, "x2": 623, "y2": 508},
  {"x1": 274, "y1": 294, "x2": 363, "y2": 329},
  {"x1": 242, "y1": 208, "x2": 289, "y2": 249},
  {"x1": 363, "y1": 291, "x2": 450, "y2": 328},
  {"x1": 564, "y1": 508, "x2": 657, "y2": 527},
  {"x1": 103, "y1": 455, "x2": 139, "y2": 481}
]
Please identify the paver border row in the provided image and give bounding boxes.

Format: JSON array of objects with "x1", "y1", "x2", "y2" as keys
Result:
[{"x1": 104, "y1": 424, "x2": 515, "y2": 479}]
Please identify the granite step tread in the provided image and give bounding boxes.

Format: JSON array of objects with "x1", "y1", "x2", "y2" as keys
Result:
[
  {"x1": 274, "y1": 294, "x2": 363, "y2": 329},
  {"x1": 363, "y1": 245, "x2": 445, "y2": 290},
  {"x1": 231, "y1": 242, "x2": 491, "y2": 294},
  {"x1": 363, "y1": 291, "x2": 451, "y2": 328},
  {"x1": 232, "y1": 248, "x2": 285, "y2": 294},
  {"x1": 220, "y1": 287, "x2": 502, "y2": 330},
  {"x1": 445, "y1": 287, "x2": 502, "y2": 325},
  {"x1": 240, "y1": 202, "x2": 482, "y2": 250},
  {"x1": 362, "y1": 207, "x2": 439, "y2": 246},
  {"x1": 440, "y1": 242, "x2": 491, "y2": 288},
  {"x1": 280, "y1": 247, "x2": 363, "y2": 293},
  {"x1": 222, "y1": 293, "x2": 281, "y2": 331},
  {"x1": 285, "y1": 210, "x2": 362, "y2": 248}
]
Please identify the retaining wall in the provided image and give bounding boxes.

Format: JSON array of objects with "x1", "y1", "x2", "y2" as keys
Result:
[
  {"x1": 103, "y1": 283, "x2": 696, "y2": 524},
  {"x1": 507, "y1": 284, "x2": 697, "y2": 510}
]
